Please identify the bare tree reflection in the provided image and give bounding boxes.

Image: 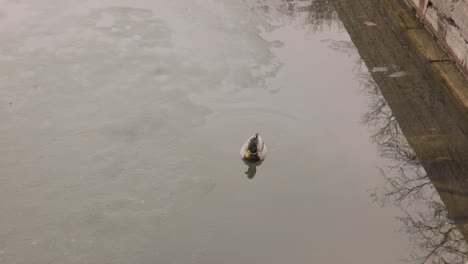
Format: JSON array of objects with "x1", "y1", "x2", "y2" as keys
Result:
[
  {"x1": 361, "y1": 73, "x2": 418, "y2": 169},
  {"x1": 361, "y1": 73, "x2": 430, "y2": 207},
  {"x1": 400, "y1": 202, "x2": 468, "y2": 264},
  {"x1": 304, "y1": 0, "x2": 342, "y2": 31},
  {"x1": 278, "y1": 0, "x2": 342, "y2": 31},
  {"x1": 361, "y1": 73, "x2": 468, "y2": 264}
]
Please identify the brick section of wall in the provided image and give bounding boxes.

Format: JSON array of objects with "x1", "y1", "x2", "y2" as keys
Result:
[{"x1": 405, "y1": 0, "x2": 468, "y2": 76}]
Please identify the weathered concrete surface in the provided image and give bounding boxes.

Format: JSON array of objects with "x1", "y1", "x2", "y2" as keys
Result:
[
  {"x1": 424, "y1": 5, "x2": 438, "y2": 30},
  {"x1": 453, "y1": 0, "x2": 468, "y2": 42},
  {"x1": 404, "y1": 0, "x2": 468, "y2": 76},
  {"x1": 384, "y1": 0, "x2": 468, "y2": 112},
  {"x1": 433, "y1": 0, "x2": 455, "y2": 16},
  {"x1": 331, "y1": 0, "x2": 468, "y2": 242}
]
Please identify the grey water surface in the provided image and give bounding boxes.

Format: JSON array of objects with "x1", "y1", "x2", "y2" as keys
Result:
[{"x1": 1, "y1": 0, "x2": 465, "y2": 263}]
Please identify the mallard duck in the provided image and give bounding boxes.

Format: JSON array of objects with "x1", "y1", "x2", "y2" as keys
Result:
[{"x1": 240, "y1": 133, "x2": 267, "y2": 165}]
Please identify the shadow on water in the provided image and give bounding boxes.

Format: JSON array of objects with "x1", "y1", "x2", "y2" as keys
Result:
[
  {"x1": 291, "y1": 0, "x2": 468, "y2": 262},
  {"x1": 242, "y1": 160, "x2": 264, "y2": 180},
  {"x1": 245, "y1": 166, "x2": 257, "y2": 179},
  {"x1": 361, "y1": 73, "x2": 468, "y2": 264}
]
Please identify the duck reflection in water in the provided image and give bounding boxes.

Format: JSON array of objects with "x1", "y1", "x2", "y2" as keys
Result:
[
  {"x1": 245, "y1": 166, "x2": 257, "y2": 179},
  {"x1": 240, "y1": 133, "x2": 267, "y2": 179}
]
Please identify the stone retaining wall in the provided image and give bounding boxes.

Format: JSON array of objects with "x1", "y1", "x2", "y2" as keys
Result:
[{"x1": 405, "y1": 0, "x2": 468, "y2": 76}]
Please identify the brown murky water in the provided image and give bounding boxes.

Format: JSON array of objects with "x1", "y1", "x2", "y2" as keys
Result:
[{"x1": 0, "y1": 0, "x2": 466, "y2": 263}]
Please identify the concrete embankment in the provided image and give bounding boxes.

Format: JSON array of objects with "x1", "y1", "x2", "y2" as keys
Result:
[
  {"x1": 404, "y1": 0, "x2": 468, "y2": 77},
  {"x1": 383, "y1": 0, "x2": 468, "y2": 112}
]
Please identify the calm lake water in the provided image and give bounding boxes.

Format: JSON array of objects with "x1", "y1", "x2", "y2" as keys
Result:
[{"x1": 0, "y1": 0, "x2": 466, "y2": 263}]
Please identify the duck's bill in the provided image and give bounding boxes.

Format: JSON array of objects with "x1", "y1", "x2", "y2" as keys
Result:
[{"x1": 245, "y1": 150, "x2": 251, "y2": 158}]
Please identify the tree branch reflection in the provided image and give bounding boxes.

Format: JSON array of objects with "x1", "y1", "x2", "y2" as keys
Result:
[
  {"x1": 278, "y1": 0, "x2": 342, "y2": 32},
  {"x1": 361, "y1": 73, "x2": 468, "y2": 264}
]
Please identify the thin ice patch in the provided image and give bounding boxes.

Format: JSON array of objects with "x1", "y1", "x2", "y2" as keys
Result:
[
  {"x1": 371, "y1": 66, "x2": 388, "y2": 72},
  {"x1": 388, "y1": 71, "x2": 408, "y2": 78}
]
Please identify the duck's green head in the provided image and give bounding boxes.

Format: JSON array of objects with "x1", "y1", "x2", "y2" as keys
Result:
[{"x1": 245, "y1": 142, "x2": 258, "y2": 158}]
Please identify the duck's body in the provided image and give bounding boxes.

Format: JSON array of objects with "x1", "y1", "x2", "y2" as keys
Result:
[{"x1": 240, "y1": 133, "x2": 267, "y2": 166}]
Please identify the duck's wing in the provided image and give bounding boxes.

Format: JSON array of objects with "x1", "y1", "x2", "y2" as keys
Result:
[
  {"x1": 258, "y1": 143, "x2": 267, "y2": 160},
  {"x1": 256, "y1": 135, "x2": 264, "y2": 152}
]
